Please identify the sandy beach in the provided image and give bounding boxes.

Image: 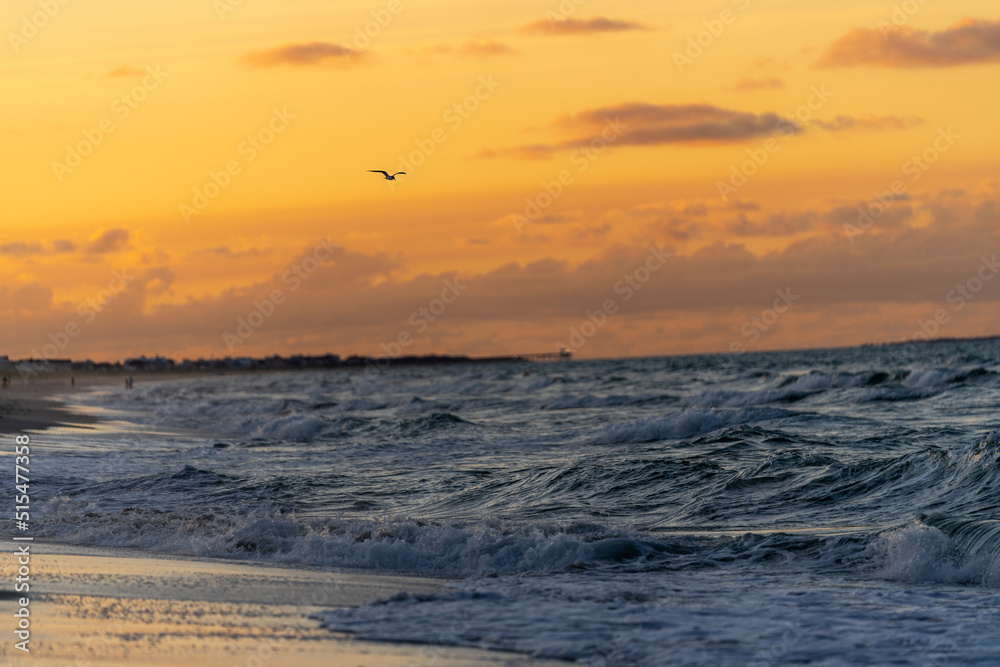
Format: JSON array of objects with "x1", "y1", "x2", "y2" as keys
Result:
[
  {"x1": 0, "y1": 369, "x2": 155, "y2": 434},
  {"x1": 1, "y1": 542, "x2": 566, "y2": 666},
  {"x1": 0, "y1": 370, "x2": 294, "y2": 433},
  {"x1": 0, "y1": 375, "x2": 100, "y2": 434}
]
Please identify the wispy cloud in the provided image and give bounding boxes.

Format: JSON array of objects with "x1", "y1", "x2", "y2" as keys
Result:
[
  {"x1": 0, "y1": 239, "x2": 77, "y2": 257},
  {"x1": 726, "y1": 211, "x2": 819, "y2": 237},
  {"x1": 818, "y1": 18, "x2": 1000, "y2": 67},
  {"x1": 479, "y1": 103, "x2": 800, "y2": 159},
  {"x1": 240, "y1": 42, "x2": 363, "y2": 67},
  {"x1": 728, "y1": 77, "x2": 785, "y2": 92},
  {"x1": 521, "y1": 17, "x2": 649, "y2": 36},
  {"x1": 84, "y1": 228, "x2": 130, "y2": 254},
  {"x1": 4, "y1": 284, "x2": 54, "y2": 312},
  {"x1": 189, "y1": 246, "x2": 273, "y2": 260},
  {"x1": 105, "y1": 65, "x2": 147, "y2": 78},
  {"x1": 812, "y1": 115, "x2": 925, "y2": 132},
  {"x1": 0, "y1": 241, "x2": 45, "y2": 257},
  {"x1": 414, "y1": 39, "x2": 515, "y2": 58},
  {"x1": 474, "y1": 145, "x2": 561, "y2": 160}
]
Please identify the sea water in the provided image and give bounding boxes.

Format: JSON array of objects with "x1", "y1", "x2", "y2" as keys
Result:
[{"x1": 28, "y1": 340, "x2": 1000, "y2": 665}]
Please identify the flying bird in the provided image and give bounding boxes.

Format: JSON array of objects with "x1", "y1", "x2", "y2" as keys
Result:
[{"x1": 368, "y1": 170, "x2": 406, "y2": 181}]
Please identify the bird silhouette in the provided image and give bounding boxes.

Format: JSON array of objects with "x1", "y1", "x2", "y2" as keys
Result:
[{"x1": 368, "y1": 170, "x2": 406, "y2": 181}]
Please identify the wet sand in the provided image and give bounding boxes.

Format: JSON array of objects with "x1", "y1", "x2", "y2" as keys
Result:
[
  {"x1": 0, "y1": 374, "x2": 106, "y2": 434},
  {"x1": 1, "y1": 542, "x2": 563, "y2": 666}
]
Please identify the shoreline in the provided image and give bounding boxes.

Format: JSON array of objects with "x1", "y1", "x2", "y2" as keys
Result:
[
  {"x1": 0, "y1": 375, "x2": 108, "y2": 434},
  {"x1": 0, "y1": 371, "x2": 220, "y2": 434},
  {"x1": 0, "y1": 377, "x2": 566, "y2": 665},
  {"x1": 2, "y1": 541, "x2": 565, "y2": 666}
]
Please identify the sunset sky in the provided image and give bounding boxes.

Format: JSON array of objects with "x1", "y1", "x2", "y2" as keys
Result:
[{"x1": 2, "y1": 0, "x2": 999, "y2": 361}]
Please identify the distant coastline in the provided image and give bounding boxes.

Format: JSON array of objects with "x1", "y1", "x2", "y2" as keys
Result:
[
  {"x1": 3, "y1": 331, "x2": 999, "y2": 382},
  {"x1": 0, "y1": 349, "x2": 573, "y2": 380},
  {"x1": 860, "y1": 334, "x2": 1000, "y2": 348}
]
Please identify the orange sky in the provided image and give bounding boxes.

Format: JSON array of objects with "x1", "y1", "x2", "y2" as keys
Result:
[{"x1": 2, "y1": 0, "x2": 999, "y2": 361}]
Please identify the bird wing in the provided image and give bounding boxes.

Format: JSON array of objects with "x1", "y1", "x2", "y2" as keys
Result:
[
  {"x1": 392, "y1": 172, "x2": 407, "y2": 176},
  {"x1": 368, "y1": 170, "x2": 390, "y2": 177}
]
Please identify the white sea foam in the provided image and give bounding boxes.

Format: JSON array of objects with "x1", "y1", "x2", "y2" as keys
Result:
[
  {"x1": 540, "y1": 392, "x2": 667, "y2": 410},
  {"x1": 870, "y1": 521, "x2": 1000, "y2": 587},
  {"x1": 591, "y1": 407, "x2": 789, "y2": 444},
  {"x1": 34, "y1": 501, "x2": 654, "y2": 577},
  {"x1": 903, "y1": 368, "x2": 964, "y2": 389}
]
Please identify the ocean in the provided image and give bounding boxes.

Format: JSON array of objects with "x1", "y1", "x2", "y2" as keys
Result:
[{"x1": 35, "y1": 340, "x2": 1000, "y2": 665}]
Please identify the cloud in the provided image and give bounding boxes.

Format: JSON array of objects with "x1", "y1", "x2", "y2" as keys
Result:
[
  {"x1": 611, "y1": 195, "x2": 917, "y2": 240},
  {"x1": 105, "y1": 65, "x2": 146, "y2": 78},
  {"x1": 189, "y1": 246, "x2": 272, "y2": 260},
  {"x1": 521, "y1": 17, "x2": 648, "y2": 35},
  {"x1": 0, "y1": 239, "x2": 77, "y2": 257},
  {"x1": 726, "y1": 211, "x2": 819, "y2": 237},
  {"x1": 534, "y1": 214, "x2": 573, "y2": 224},
  {"x1": 822, "y1": 202, "x2": 913, "y2": 231},
  {"x1": 812, "y1": 114, "x2": 925, "y2": 132},
  {"x1": 818, "y1": 18, "x2": 1000, "y2": 67},
  {"x1": 474, "y1": 145, "x2": 559, "y2": 160},
  {"x1": 571, "y1": 224, "x2": 612, "y2": 242},
  {"x1": 142, "y1": 266, "x2": 176, "y2": 295},
  {"x1": 0, "y1": 241, "x2": 46, "y2": 257},
  {"x1": 416, "y1": 39, "x2": 514, "y2": 58},
  {"x1": 645, "y1": 216, "x2": 703, "y2": 242},
  {"x1": 620, "y1": 198, "x2": 793, "y2": 241},
  {"x1": 458, "y1": 39, "x2": 515, "y2": 56},
  {"x1": 729, "y1": 77, "x2": 785, "y2": 92},
  {"x1": 240, "y1": 42, "x2": 362, "y2": 67},
  {"x1": 488, "y1": 212, "x2": 578, "y2": 231},
  {"x1": 5, "y1": 189, "x2": 1000, "y2": 361},
  {"x1": 553, "y1": 103, "x2": 801, "y2": 142},
  {"x1": 5, "y1": 283, "x2": 53, "y2": 313},
  {"x1": 480, "y1": 103, "x2": 801, "y2": 159},
  {"x1": 84, "y1": 228, "x2": 130, "y2": 254}
]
